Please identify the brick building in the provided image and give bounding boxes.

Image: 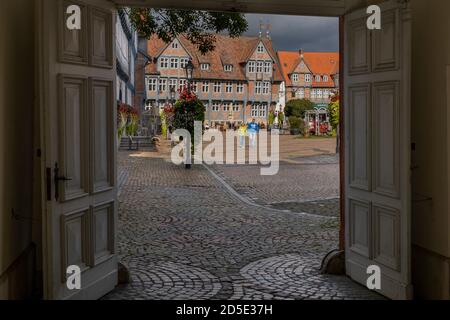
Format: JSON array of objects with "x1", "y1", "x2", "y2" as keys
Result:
[
  {"x1": 134, "y1": 36, "x2": 152, "y2": 116},
  {"x1": 277, "y1": 50, "x2": 339, "y2": 106},
  {"x1": 145, "y1": 34, "x2": 284, "y2": 126}
]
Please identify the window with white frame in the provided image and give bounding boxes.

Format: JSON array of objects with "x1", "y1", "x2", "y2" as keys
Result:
[
  {"x1": 213, "y1": 82, "x2": 222, "y2": 93},
  {"x1": 263, "y1": 82, "x2": 270, "y2": 95},
  {"x1": 316, "y1": 75, "x2": 321, "y2": 82},
  {"x1": 201, "y1": 63, "x2": 210, "y2": 71},
  {"x1": 159, "y1": 79, "x2": 167, "y2": 92},
  {"x1": 225, "y1": 82, "x2": 233, "y2": 93},
  {"x1": 212, "y1": 102, "x2": 220, "y2": 112},
  {"x1": 236, "y1": 83, "x2": 244, "y2": 93},
  {"x1": 224, "y1": 64, "x2": 233, "y2": 72},
  {"x1": 232, "y1": 103, "x2": 240, "y2": 112},
  {"x1": 324, "y1": 90, "x2": 329, "y2": 99},
  {"x1": 248, "y1": 61, "x2": 255, "y2": 73},
  {"x1": 317, "y1": 89, "x2": 323, "y2": 98},
  {"x1": 255, "y1": 82, "x2": 262, "y2": 95},
  {"x1": 171, "y1": 41, "x2": 179, "y2": 49},
  {"x1": 305, "y1": 74, "x2": 312, "y2": 83},
  {"x1": 160, "y1": 57, "x2": 169, "y2": 69},
  {"x1": 323, "y1": 75, "x2": 329, "y2": 82},
  {"x1": 170, "y1": 58, "x2": 179, "y2": 69},
  {"x1": 223, "y1": 104, "x2": 230, "y2": 112},
  {"x1": 257, "y1": 43, "x2": 264, "y2": 53},
  {"x1": 148, "y1": 78, "x2": 157, "y2": 91},
  {"x1": 295, "y1": 88, "x2": 305, "y2": 98},
  {"x1": 180, "y1": 58, "x2": 189, "y2": 69},
  {"x1": 264, "y1": 61, "x2": 272, "y2": 73},
  {"x1": 251, "y1": 105, "x2": 259, "y2": 117},
  {"x1": 191, "y1": 81, "x2": 198, "y2": 93},
  {"x1": 256, "y1": 61, "x2": 263, "y2": 73},
  {"x1": 169, "y1": 79, "x2": 177, "y2": 94},
  {"x1": 259, "y1": 104, "x2": 267, "y2": 117},
  {"x1": 202, "y1": 81, "x2": 209, "y2": 93},
  {"x1": 292, "y1": 74, "x2": 299, "y2": 82},
  {"x1": 311, "y1": 89, "x2": 316, "y2": 98},
  {"x1": 178, "y1": 79, "x2": 187, "y2": 91}
]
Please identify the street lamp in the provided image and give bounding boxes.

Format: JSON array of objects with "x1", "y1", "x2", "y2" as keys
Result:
[
  {"x1": 169, "y1": 86, "x2": 176, "y2": 104},
  {"x1": 185, "y1": 59, "x2": 194, "y2": 89},
  {"x1": 183, "y1": 59, "x2": 195, "y2": 169}
]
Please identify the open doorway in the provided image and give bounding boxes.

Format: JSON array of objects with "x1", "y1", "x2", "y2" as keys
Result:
[
  {"x1": 104, "y1": 9, "x2": 381, "y2": 300},
  {"x1": 36, "y1": 0, "x2": 412, "y2": 300}
]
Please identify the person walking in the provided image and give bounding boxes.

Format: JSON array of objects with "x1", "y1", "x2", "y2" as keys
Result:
[
  {"x1": 238, "y1": 123, "x2": 248, "y2": 148},
  {"x1": 247, "y1": 118, "x2": 259, "y2": 147}
]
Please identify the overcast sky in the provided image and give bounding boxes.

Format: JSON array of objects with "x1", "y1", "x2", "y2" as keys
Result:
[{"x1": 244, "y1": 14, "x2": 339, "y2": 52}]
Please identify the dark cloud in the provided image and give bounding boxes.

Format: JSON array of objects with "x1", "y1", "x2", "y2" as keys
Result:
[{"x1": 244, "y1": 14, "x2": 339, "y2": 52}]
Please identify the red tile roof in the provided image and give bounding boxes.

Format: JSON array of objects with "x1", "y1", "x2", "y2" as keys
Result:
[
  {"x1": 146, "y1": 34, "x2": 284, "y2": 82},
  {"x1": 277, "y1": 50, "x2": 339, "y2": 87}
]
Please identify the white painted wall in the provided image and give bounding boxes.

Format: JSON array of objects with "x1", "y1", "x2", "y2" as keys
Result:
[
  {"x1": 0, "y1": 0, "x2": 36, "y2": 299},
  {"x1": 410, "y1": 0, "x2": 450, "y2": 299}
]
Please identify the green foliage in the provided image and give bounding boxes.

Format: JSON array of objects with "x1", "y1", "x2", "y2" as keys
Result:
[
  {"x1": 160, "y1": 110, "x2": 168, "y2": 137},
  {"x1": 124, "y1": 8, "x2": 248, "y2": 54},
  {"x1": 268, "y1": 111, "x2": 275, "y2": 126},
  {"x1": 173, "y1": 89, "x2": 206, "y2": 146},
  {"x1": 289, "y1": 116, "x2": 305, "y2": 135},
  {"x1": 278, "y1": 112, "x2": 284, "y2": 124},
  {"x1": 285, "y1": 99, "x2": 315, "y2": 119},
  {"x1": 126, "y1": 115, "x2": 139, "y2": 136},
  {"x1": 328, "y1": 98, "x2": 340, "y2": 130}
]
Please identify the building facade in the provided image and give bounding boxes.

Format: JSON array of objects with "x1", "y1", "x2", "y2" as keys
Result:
[
  {"x1": 277, "y1": 50, "x2": 339, "y2": 106},
  {"x1": 134, "y1": 36, "x2": 152, "y2": 117},
  {"x1": 145, "y1": 34, "x2": 284, "y2": 126},
  {"x1": 116, "y1": 9, "x2": 138, "y2": 106}
]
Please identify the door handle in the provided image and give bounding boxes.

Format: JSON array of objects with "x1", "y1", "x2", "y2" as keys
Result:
[{"x1": 54, "y1": 162, "x2": 72, "y2": 201}]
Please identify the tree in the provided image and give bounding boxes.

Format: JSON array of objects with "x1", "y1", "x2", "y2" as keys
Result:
[
  {"x1": 124, "y1": 8, "x2": 248, "y2": 54},
  {"x1": 328, "y1": 94, "x2": 340, "y2": 136},
  {"x1": 284, "y1": 99, "x2": 315, "y2": 119},
  {"x1": 173, "y1": 87, "x2": 206, "y2": 144}
]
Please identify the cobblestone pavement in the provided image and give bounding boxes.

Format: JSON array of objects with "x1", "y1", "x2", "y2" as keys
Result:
[
  {"x1": 104, "y1": 140, "x2": 383, "y2": 300},
  {"x1": 209, "y1": 136, "x2": 340, "y2": 217}
]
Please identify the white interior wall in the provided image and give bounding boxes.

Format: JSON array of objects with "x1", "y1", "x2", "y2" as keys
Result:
[
  {"x1": 0, "y1": 0, "x2": 36, "y2": 299},
  {"x1": 410, "y1": 0, "x2": 450, "y2": 299}
]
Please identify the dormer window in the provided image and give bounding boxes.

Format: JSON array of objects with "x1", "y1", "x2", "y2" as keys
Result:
[
  {"x1": 305, "y1": 74, "x2": 312, "y2": 83},
  {"x1": 201, "y1": 63, "x2": 210, "y2": 71},
  {"x1": 316, "y1": 75, "x2": 321, "y2": 82},
  {"x1": 323, "y1": 75, "x2": 329, "y2": 82},
  {"x1": 224, "y1": 64, "x2": 233, "y2": 72},
  {"x1": 257, "y1": 43, "x2": 264, "y2": 53},
  {"x1": 292, "y1": 74, "x2": 299, "y2": 82}
]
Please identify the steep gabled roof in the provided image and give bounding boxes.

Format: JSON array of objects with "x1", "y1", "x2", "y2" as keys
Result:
[
  {"x1": 146, "y1": 34, "x2": 283, "y2": 82},
  {"x1": 277, "y1": 50, "x2": 339, "y2": 87}
]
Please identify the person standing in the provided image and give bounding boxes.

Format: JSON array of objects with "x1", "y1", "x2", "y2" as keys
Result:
[
  {"x1": 238, "y1": 123, "x2": 248, "y2": 148},
  {"x1": 247, "y1": 118, "x2": 259, "y2": 147}
]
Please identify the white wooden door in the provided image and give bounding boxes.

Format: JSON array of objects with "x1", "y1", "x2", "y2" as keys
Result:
[
  {"x1": 344, "y1": 0, "x2": 412, "y2": 299},
  {"x1": 38, "y1": 0, "x2": 118, "y2": 300}
]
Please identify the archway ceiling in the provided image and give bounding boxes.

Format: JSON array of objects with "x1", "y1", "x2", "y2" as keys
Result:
[{"x1": 111, "y1": 0, "x2": 370, "y2": 16}]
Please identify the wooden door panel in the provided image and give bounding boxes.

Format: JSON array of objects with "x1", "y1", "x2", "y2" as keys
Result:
[
  {"x1": 58, "y1": 0, "x2": 88, "y2": 64},
  {"x1": 345, "y1": 1, "x2": 412, "y2": 299},
  {"x1": 58, "y1": 75, "x2": 89, "y2": 202},
  {"x1": 348, "y1": 84, "x2": 371, "y2": 191},
  {"x1": 90, "y1": 79, "x2": 115, "y2": 194},
  {"x1": 40, "y1": 0, "x2": 117, "y2": 300},
  {"x1": 372, "y1": 81, "x2": 400, "y2": 198}
]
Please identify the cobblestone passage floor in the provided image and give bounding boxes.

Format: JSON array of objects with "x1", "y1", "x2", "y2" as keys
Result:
[{"x1": 105, "y1": 138, "x2": 383, "y2": 300}]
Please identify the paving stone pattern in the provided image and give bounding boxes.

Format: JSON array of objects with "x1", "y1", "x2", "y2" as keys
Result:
[{"x1": 104, "y1": 149, "x2": 383, "y2": 300}]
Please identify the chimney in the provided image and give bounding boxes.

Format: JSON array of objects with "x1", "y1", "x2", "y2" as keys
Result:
[{"x1": 299, "y1": 49, "x2": 304, "y2": 59}]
